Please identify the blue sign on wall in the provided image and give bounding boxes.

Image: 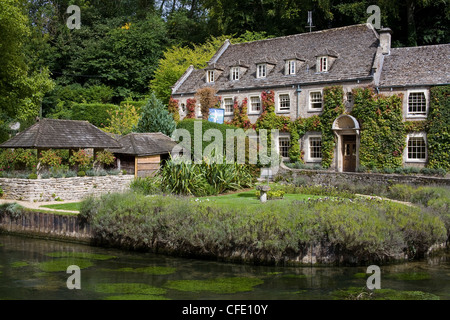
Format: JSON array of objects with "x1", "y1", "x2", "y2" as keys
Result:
[{"x1": 208, "y1": 108, "x2": 225, "y2": 124}]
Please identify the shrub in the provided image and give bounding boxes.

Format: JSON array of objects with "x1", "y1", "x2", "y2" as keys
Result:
[
  {"x1": 69, "y1": 150, "x2": 93, "y2": 171},
  {"x1": 77, "y1": 171, "x2": 86, "y2": 177},
  {"x1": 80, "y1": 192, "x2": 447, "y2": 263},
  {"x1": 28, "y1": 173, "x2": 38, "y2": 179},
  {"x1": 95, "y1": 150, "x2": 116, "y2": 166},
  {"x1": 0, "y1": 186, "x2": 3, "y2": 197},
  {"x1": 130, "y1": 176, "x2": 162, "y2": 195},
  {"x1": 39, "y1": 149, "x2": 62, "y2": 169}
]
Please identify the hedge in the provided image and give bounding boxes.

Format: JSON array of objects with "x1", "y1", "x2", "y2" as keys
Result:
[{"x1": 71, "y1": 103, "x2": 118, "y2": 128}]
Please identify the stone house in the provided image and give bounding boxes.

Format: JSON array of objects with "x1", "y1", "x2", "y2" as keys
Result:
[{"x1": 171, "y1": 24, "x2": 450, "y2": 172}]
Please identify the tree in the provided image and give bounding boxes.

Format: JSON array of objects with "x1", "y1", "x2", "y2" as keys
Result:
[
  {"x1": 195, "y1": 87, "x2": 219, "y2": 120},
  {"x1": 134, "y1": 93, "x2": 177, "y2": 136},
  {"x1": 102, "y1": 103, "x2": 141, "y2": 136},
  {"x1": 0, "y1": 0, "x2": 54, "y2": 139}
]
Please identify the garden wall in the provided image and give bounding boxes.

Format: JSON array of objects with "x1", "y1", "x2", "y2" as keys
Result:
[
  {"x1": 0, "y1": 175, "x2": 134, "y2": 201},
  {"x1": 278, "y1": 163, "x2": 450, "y2": 187}
]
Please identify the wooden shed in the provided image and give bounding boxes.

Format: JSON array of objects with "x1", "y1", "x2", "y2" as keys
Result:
[{"x1": 112, "y1": 132, "x2": 179, "y2": 177}]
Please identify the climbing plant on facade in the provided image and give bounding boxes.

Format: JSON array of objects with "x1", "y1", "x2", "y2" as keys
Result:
[
  {"x1": 427, "y1": 85, "x2": 450, "y2": 170},
  {"x1": 351, "y1": 88, "x2": 405, "y2": 170}
]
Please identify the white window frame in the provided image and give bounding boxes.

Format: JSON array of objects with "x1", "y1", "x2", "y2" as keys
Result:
[
  {"x1": 277, "y1": 92, "x2": 291, "y2": 113},
  {"x1": 317, "y1": 56, "x2": 328, "y2": 72},
  {"x1": 180, "y1": 102, "x2": 186, "y2": 114},
  {"x1": 230, "y1": 67, "x2": 240, "y2": 81},
  {"x1": 249, "y1": 96, "x2": 262, "y2": 114},
  {"x1": 405, "y1": 132, "x2": 427, "y2": 163},
  {"x1": 406, "y1": 89, "x2": 428, "y2": 118},
  {"x1": 277, "y1": 134, "x2": 291, "y2": 159},
  {"x1": 308, "y1": 90, "x2": 323, "y2": 111},
  {"x1": 223, "y1": 97, "x2": 234, "y2": 115},
  {"x1": 304, "y1": 134, "x2": 323, "y2": 163},
  {"x1": 287, "y1": 60, "x2": 296, "y2": 75},
  {"x1": 256, "y1": 64, "x2": 267, "y2": 78},
  {"x1": 206, "y1": 70, "x2": 215, "y2": 83}
]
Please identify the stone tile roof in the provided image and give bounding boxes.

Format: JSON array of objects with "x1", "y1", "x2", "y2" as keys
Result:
[
  {"x1": 173, "y1": 24, "x2": 380, "y2": 95},
  {"x1": 379, "y1": 44, "x2": 450, "y2": 87},
  {"x1": 112, "y1": 132, "x2": 178, "y2": 156},
  {"x1": 0, "y1": 119, "x2": 121, "y2": 149}
]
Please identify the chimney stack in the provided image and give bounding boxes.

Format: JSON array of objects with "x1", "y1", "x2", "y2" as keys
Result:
[{"x1": 379, "y1": 27, "x2": 393, "y2": 55}]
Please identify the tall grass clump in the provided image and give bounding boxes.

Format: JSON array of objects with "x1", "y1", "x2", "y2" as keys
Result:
[
  {"x1": 159, "y1": 157, "x2": 254, "y2": 196},
  {"x1": 81, "y1": 192, "x2": 447, "y2": 265}
]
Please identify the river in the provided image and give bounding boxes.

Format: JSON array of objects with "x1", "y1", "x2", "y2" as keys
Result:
[{"x1": 0, "y1": 234, "x2": 449, "y2": 300}]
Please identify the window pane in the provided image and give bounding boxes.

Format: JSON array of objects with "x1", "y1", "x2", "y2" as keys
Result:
[
  {"x1": 408, "y1": 137, "x2": 426, "y2": 159},
  {"x1": 279, "y1": 94, "x2": 290, "y2": 111},
  {"x1": 250, "y1": 96, "x2": 261, "y2": 112},
  {"x1": 310, "y1": 92, "x2": 322, "y2": 109},
  {"x1": 224, "y1": 98, "x2": 234, "y2": 113},
  {"x1": 408, "y1": 92, "x2": 426, "y2": 115},
  {"x1": 231, "y1": 67, "x2": 239, "y2": 81},
  {"x1": 279, "y1": 137, "x2": 290, "y2": 158},
  {"x1": 310, "y1": 137, "x2": 322, "y2": 159},
  {"x1": 289, "y1": 61, "x2": 296, "y2": 74},
  {"x1": 257, "y1": 64, "x2": 266, "y2": 78}
]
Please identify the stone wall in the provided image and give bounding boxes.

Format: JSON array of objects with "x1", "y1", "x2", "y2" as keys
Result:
[
  {"x1": 278, "y1": 163, "x2": 450, "y2": 186},
  {"x1": 0, "y1": 175, "x2": 134, "y2": 202}
]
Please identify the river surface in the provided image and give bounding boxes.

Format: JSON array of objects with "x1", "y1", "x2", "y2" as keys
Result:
[{"x1": 0, "y1": 234, "x2": 449, "y2": 300}]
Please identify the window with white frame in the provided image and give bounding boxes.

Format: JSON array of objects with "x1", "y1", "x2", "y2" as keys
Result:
[
  {"x1": 346, "y1": 92, "x2": 353, "y2": 104},
  {"x1": 257, "y1": 64, "x2": 267, "y2": 78},
  {"x1": 309, "y1": 91, "x2": 323, "y2": 110},
  {"x1": 318, "y1": 57, "x2": 328, "y2": 72},
  {"x1": 250, "y1": 96, "x2": 261, "y2": 113},
  {"x1": 407, "y1": 91, "x2": 427, "y2": 116},
  {"x1": 278, "y1": 136, "x2": 290, "y2": 158},
  {"x1": 180, "y1": 103, "x2": 186, "y2": 113},
  {"x1": 407, "y1": 134, "x2": 427, "y2": 161},
  {"x1": 231, "y1": 67, "x2": 239, "y2": 81},
  {"x1": 278, "y1": 94, "x2": 290, "y2": 112},
  {"x1": 288, "y1": 60, "x2": 296, "y2": 75},
  {"x1": 206, "y1": 70, "x2": 215, "y2": 83},
  {"x1": 223, "y1": 98, "x2": 234, "y2": 114},
  {"x1": 309, "y1": 137, "x2": 322, "y2": 159}
]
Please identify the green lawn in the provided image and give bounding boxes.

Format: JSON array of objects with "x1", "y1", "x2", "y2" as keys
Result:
[
  {"x1": 196, "y1": 189, "x2": 324, "y2": 209},
  {"x1": 40, "y1": 202, "x2": 82, "y2": 212}
]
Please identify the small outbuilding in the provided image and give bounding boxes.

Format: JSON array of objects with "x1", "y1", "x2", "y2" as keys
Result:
[
  {"x1": 0, "y1": 119, "x2": 122, "y2": 173},
  {"x1": 111, "y1": 132, "x2": 179, "y2": 177}
]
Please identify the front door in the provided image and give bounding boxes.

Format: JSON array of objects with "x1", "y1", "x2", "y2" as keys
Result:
[{"x1": 343, "y1": 135, "x2": 357, "y2": 172}]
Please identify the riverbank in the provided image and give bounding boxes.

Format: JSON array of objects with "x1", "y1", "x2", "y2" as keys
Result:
[{"x1": 1, "y1": 190, "x2": 448, "y2": 267}]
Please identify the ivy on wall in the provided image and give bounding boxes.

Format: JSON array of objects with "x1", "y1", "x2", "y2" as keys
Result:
[
  {"x1": 229, "y1": 97, "x2": 251, "y2": 129},
  {"x1": 185, "y1": 98, "x2": 197, "y2": 119},
  {"x1": 168, "y1": 97, "x2": 180, "y2": 122},
  {"x1": 427, "y1": 85, "x2": 450, "y2": 170},
  {"x1": 351, "y1": 88, "x2": 405, "y2": 170}
]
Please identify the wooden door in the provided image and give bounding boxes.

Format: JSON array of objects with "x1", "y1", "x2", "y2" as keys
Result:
[{"x1": 343, "y1": 135, "x2": 357, "y2": 172}]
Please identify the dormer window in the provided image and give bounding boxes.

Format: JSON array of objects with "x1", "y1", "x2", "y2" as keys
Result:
[
  {"x1": 318, "y1": 56, "x2": 328, "y2": 72},
  {"x1": 231, "y1": 67, "x2": 240, "y2": 81},
  {"x1": 207, "y1": 70, "x2": 215, "y2": 83},
  {"x1": 257, "y1": 64, "x2": 267, "y2": 78},
  {"x1": 288, "y1": 60, "x2": 296, "y2": 75}
]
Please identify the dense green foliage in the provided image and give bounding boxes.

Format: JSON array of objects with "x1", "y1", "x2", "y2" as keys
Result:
[
  {"x1": 427, "y1": 85, "x2": 450, "y2": 170},
  {"x1": 351, "y1": 88, "x2": 405, "y2": 170},
  {"x1": 80, "y1": 191, "x2": 447, "y2": 264},
  {"x1": 70, "y1": 103, "x2": 118, "y2": 127}
]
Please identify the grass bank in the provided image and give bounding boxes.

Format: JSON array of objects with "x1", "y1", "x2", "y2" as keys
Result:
[{"x1": 79, "y1": 191, "x2": 448, "y2": 266}]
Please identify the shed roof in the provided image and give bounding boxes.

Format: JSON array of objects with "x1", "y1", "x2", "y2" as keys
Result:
[
  {"x1": 172, "y1": 24, "x2": 380, "y2": 94},
  {"x1": 0, "y1": 119, "x2": 121, "y2": 149},
  {"x1": 111, "y1": 132, "x2": 178, "y2": 156},
  {"x1": 379, "y1": 44, "x2": 450, "y2": 87}
]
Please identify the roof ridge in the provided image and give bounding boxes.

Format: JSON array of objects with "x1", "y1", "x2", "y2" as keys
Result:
[
  {"x1": 391, "y1": 43, "x2": 450, "y2": 50},
  {"x1": 229, "y1": 23, "x2": 371, "y2": 47}
]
